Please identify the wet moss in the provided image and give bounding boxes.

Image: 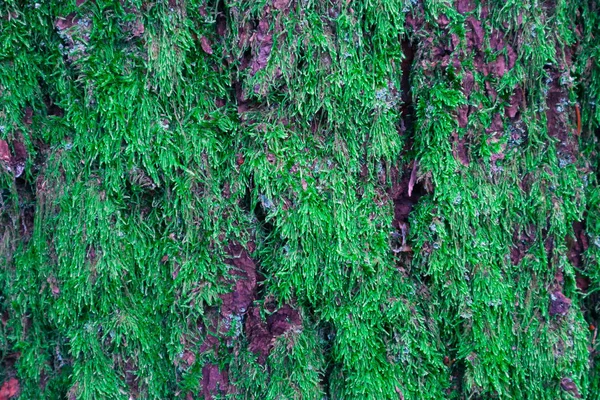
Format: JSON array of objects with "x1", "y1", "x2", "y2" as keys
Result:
[{"x1": 0, "y1": 0, "x2": 599, "y2": 399}]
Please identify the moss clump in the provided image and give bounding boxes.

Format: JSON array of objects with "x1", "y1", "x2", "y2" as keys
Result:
[{"x1": 1, "y1": 0, "x2": 599, "y2": 399}]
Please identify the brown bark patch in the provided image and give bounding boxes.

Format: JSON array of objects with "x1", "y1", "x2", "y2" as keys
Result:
[
  {"x1": 201, "y1": 364, "x2": 230, "y2": 400},
  {"x1": 273, "y1": 0, "x2": 290, "y2": 11},
  {"x1": 560, "y1": 378, "x2": 582, "y2": 398},
  {"x1": 549, "y1": 290, "x2": 571, "y2": 316},
  {"x1": 0, "y1": 140, "x2": 10, "y2": 166},
  {"x1": 462, "y1": 71, "x2": 475, "y2": 97},
  {"x1": 490, "y1": 30, "x2": 505, "y2": 52},
  {"x1": 456, "y1": 0, "x2": 476, "y2": 14},
  {"x1": 505, "y1": 87, "x2": 524, "y2": 120},
  {"x1": 250, "y1": 19, "x2": 273, "y2": 75},
  {"x1": 124, "y1": 358, "x2": 140, "y2": 399},
  {"x1": 55, "y1": 13, "x2": 78, "y2": 31},
  {"x1": 11, "y1": 140, "x2": 27, "y2": 177},
  {"x1": 510, "y1": 225, "x2": 535, "y2": 265},
  {"x1": 465, "y1": 17, "x2": 484, "y2": 48},
  {"x1": 545, "y1": 69, "x2": 578, "y2": 161},
  {"x1": 199, "y1": 333, "x2": 220, "y2": 354},
  {"x1": 457, "y1": 105, "x2": 469, "y2": 128},
  {"x1": 220, "y1": 242, "x2": 257, "y2": 318},
  {"x1": 567, "y1": 221, "x2": 588, "y2": 269},
  {"x1": 245, "y1": 304, "x2": 301, "y2": 364},
  {"x1": 452, "y1": 132, "x2": 470, "y2": 166},
  {"x1": 22, "y1": 107, "x2": 33, "y2": 125},
  {"x1": 0, "y1": 139, "x2": 27, "y2": 177}
]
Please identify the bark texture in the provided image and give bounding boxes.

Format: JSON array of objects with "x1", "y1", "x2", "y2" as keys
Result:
[{"x1": 1, "y1": 0, "x2": 599, "y2": 399}]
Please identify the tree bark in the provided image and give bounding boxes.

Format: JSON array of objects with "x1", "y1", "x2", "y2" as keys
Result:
[{"x1": 0, "y1": 0, "x2": 599, "y2": 399}]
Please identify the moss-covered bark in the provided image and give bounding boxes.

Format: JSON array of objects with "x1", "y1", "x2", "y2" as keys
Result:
[{"x1": 0, "y1": 0, "x2": 599, "y2": 399}]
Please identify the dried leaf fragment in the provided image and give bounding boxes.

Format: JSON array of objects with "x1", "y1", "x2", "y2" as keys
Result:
[
  {"x1": 408, "y1": 161, "x2": 418, "y2": 197},
  {"x1": 200, "y1": 36, "x2": 213, "y2": 55}
]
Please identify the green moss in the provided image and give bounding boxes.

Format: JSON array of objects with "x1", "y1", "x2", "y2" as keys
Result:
[{"x1": 1, "y1": 0, "x2": 599, "y2": 399}]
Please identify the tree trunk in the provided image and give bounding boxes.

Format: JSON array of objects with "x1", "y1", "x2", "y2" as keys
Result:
[{"x1": 1, "y1": 0, "x2": 599, "y2": 398}]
